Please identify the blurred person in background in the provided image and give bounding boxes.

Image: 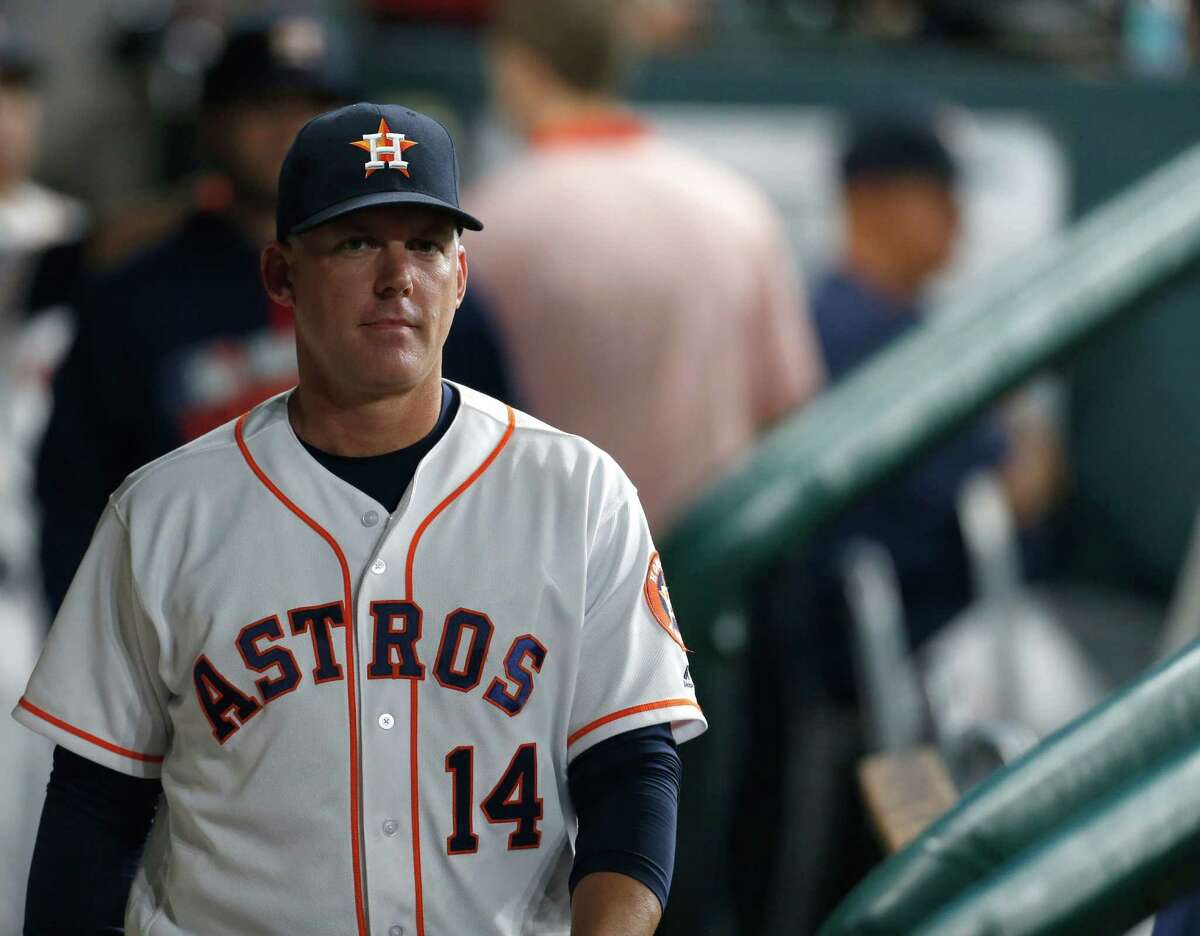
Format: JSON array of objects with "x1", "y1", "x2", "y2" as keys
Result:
[
  {"x1": 809, "y1": 107, "x2": 1062, "y2": 645},
  {"x1": 0, "y1": 22, "x2": 86, "y2": 934},
  {"x1": 468, "y1": 0, "x2": 824, "y2": 540},
  {"x1": 0, "y1": 23, "x2": 84, "y2": 334},
  {"x1": 33, "y1": 13, "x2": 357, "y2": 617},
  {"x1": 732, "y1": 106, "x2": 1065, "y2": 935}
]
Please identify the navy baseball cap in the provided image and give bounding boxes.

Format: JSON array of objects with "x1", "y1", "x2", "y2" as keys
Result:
[
  {"x1": 276, "y1": 102, "x2": 483, "y2": 242},
  {"x1": 203, "y1": 15, "x2": 358, "y2": 109},
  {"x1": 841, "y1": 108, "x2": 957, "y2": 186}
]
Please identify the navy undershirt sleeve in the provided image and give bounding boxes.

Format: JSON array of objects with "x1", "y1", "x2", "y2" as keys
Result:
[
  {"x1": 567, "y1": 723, "x2": 681, "y2": 912},
  {"x1": 25, "y1": 746, "x2": 161, "y2": 935}
]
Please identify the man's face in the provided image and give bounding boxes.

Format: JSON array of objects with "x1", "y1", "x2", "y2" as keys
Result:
[
  {"x1": 271, "y1": 205, "x2": 467, "y2": 403},
  {"x1": 211, "y1": 94, "x2": 331, "y2": 210},
  {"x1": 881, "y1": 176, "x2": 960, "y2": 284}
]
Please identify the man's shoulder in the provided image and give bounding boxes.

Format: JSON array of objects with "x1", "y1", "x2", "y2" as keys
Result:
[
  {"x1": 471, "y1": 134, "x2": 779, "y2": 242},
  {"x1": 110, "y1": 393, "x2": 286, "y2": 510},
  {"x1": 454, "y1": 383, "x2": 632, "y2": 493},
  {"x1": 813, "y1": 271, "x2": 911, "y2": 332}
]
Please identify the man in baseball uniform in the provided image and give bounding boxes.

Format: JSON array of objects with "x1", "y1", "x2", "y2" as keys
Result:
[{"x1": 17, "y1": 102, "x2": 705, "y2": 935}]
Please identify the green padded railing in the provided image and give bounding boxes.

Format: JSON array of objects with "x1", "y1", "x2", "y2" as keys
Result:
[
  {"x1": 818, "y1": 638, "x2": 1200, "y2": 935},
  {"x1": 660, "y1": 137, "x2": 1200, "y2": 632},
  {"x1": 659, "y1": 140, "x2": 1200, "y2": 933}
]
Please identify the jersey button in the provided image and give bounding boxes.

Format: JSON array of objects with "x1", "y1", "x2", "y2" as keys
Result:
[
  {"x1": 378, "y1": 713, "x2": 395, "y2": 730},
  {"x1": 362, "y1": 510, "x2": 380, "y2": 527},
  {"x1": 370, "y1": 558, "x2": 387, "y2": 575},
  {"x1": 382, "y1": 818, "x2": 399, "y2": 837},
  {"x1": 388, "y1": 926, "x2": 404, "y2": 936}
]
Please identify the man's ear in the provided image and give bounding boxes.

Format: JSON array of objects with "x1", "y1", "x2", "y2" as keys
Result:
[
  {"x1": 456, "y1": 242, "x2": 469, "y2": 308},
  {"x1": 261, "y1": 241, "x2": 296, "y2": 307}
]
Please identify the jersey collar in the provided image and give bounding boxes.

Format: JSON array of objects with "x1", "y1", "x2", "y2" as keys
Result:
[{"x1": 529, "y1": 111, "x2": 651, "y2": 149}]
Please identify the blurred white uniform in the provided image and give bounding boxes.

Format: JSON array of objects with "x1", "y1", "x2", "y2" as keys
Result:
[{"x1": 0, "y1": 178, "x2": 83, "y2": 934}]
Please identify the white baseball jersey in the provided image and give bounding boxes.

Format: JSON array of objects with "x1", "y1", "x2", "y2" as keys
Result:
[{"x1": 14, "y1": 382, "x2": 706, "y2": 936}]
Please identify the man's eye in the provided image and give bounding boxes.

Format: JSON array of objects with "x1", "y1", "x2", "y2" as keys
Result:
[
  {"x1": 411, "y1": 239, "x2": 439, "y2": 254},
  {"x1": 340, "y1": 237, "x2": 371, "y2": 252}
]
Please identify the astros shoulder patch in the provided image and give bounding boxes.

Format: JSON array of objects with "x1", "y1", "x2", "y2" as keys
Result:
[{"x1": 643, "y1": 552, "x2": 688, "y2": 652}]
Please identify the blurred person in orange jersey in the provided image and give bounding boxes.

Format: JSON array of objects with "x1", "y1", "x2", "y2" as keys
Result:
[
  {"x1": 34, "y1": 13, "x2": 358, "y2": 617},
  {"x1": 468, "y1": 0, "x2": 825, "y2": 540}
]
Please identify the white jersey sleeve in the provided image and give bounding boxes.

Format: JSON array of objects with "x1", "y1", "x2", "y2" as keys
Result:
[
  {"x1": 13, "y1": 499, "x2": 170, "y2": 778},
  {"x1": 565, "y1": 480, "x2": 706, "y2": 761}
]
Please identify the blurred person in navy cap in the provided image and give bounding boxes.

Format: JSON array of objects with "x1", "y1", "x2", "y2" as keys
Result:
[
  {"x1": 808, "y1": 105, "x2": 1062, "y2": 640},
  {"x1": 33, "y1": 13, "x2": 358, "y2": 618},
  {"x1": 731, "y1": 105, "x2": 1065, "y2": 935},
  {"x1": 197, "y1": 13, "x2": 358, "y2": 245}
]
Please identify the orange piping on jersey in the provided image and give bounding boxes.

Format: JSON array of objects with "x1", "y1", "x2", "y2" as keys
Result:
[
  {"x1": 18, "y1": 697, "x2": 165, "y2": 764},
  {"x1": 404, "y1": 405, "x2": 517, "y2": 936},
  {"x1": 567, "y1": 698, "x2": 703, "y2": 748},
  {"x1": 235, "y1": 413, "x2": 368, "y2": 936}
]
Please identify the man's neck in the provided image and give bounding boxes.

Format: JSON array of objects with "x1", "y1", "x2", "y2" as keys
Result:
[
  {"x1": 523, "y1": 92, "x2": 626, "y2": 142},
  {"x1": 288, "y1": 372, "x2": 444, "y2": 457}
]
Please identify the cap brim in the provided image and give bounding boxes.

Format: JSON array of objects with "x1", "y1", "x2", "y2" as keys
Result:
[{"x1": 289, "y1": 191, "x2": 483, "y2": 236}]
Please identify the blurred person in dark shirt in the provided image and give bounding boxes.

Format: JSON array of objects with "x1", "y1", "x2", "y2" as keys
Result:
[
  {"x1": 808, "y1": 107, "x2": 1062, "y2": 650},
  {"x1": 34, "y1": 14, "x2": 356, "y2": 616},
  {"x1": 36, "y1": 13, "x2": 511, "y2": 617},
  {"x1": 732, "y1": 107, "x2": 1063, "y2": 936}
]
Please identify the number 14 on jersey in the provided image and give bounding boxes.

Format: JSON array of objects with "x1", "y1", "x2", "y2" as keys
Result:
[{"x1": 445, "y1": 743, "x2": 542, "y2": 854}]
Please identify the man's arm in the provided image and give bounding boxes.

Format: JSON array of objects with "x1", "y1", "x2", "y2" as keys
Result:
[
  {"x1": 572, "y1": 871, "x2": 663, "y2": 936},
  {"x1": 25, "y1": 746, "x2": 160, "y2": 935},
  {"x1": 567, "y1": 724, "x2": 681, "y2": 936},
  {"x1": 998, "y1": 390, "x2": 1065, "y2": 529}
]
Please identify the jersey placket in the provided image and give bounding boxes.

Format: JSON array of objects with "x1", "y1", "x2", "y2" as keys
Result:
[
  {"x1": 357, "y1": 405, "x2": 517, "y2": 936},
  {"x1": 357, "y1": 505, "x2": 422, "y2": 936}
]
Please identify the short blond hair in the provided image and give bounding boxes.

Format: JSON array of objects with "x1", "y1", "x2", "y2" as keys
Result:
[{"x1": 490, "y1": 0, "x2": 634, "y2": 94}]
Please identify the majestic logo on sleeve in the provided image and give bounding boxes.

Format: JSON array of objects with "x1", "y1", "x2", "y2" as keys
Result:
[
  {"x1": 351, "y1": 118, "x2": 418, "y2": 178},
  {"x1": 644, "y1": 553, "x2": 687, "y2": 651}
]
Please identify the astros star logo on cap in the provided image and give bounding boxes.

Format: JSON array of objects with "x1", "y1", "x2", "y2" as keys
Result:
[{"x1": 351, "y1": 118, "x2": 418, "y2": 179}]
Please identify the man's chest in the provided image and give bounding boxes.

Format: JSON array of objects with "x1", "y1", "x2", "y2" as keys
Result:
[{"x1": 157, "y1": 491, "x2": 586, "y2": 752}]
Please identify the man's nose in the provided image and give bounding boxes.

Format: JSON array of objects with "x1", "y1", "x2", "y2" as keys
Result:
[{"x1": 375, "y1": 244, "x2": 414, "y2": 298}]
